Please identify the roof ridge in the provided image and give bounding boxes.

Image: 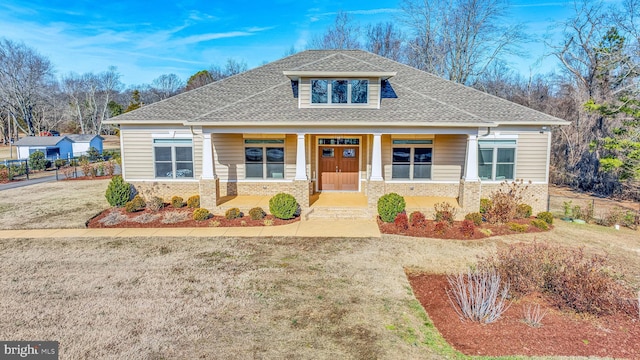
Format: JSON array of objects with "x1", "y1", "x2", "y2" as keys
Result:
[
  {"x1": 290, "y1": 52, "x2": 341, "y2": 70},
  {"x1": 192, "y1": 80, "x2": 291, "y2": 121}
]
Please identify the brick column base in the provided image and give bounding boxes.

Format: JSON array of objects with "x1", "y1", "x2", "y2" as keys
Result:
[
  {"x1": 367, "y1": 180, "x2": 386, "y2": 211},
  {"x1": 199, "y1": 178, "x2": 219, "y2": 210},
  {"x1": 292, "y1": 180, "x2": 311, "y2": 212},
  {"x1": 459, "y1": 179, "x2": 481, "y2": 216}
]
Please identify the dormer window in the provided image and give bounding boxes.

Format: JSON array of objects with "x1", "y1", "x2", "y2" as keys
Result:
[{"x1": 311, "y1": 79, "x2": 369, "y2": 104}]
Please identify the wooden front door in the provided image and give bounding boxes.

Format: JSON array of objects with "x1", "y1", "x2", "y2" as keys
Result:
[{"x1": 319, "y1": 146, "x2": 359, "y2": 191}]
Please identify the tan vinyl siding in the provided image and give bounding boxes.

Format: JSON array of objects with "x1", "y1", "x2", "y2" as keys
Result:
[
  {"x1": 432, "y1": 134, "x2": 465, "y2": 180},
  {"x1": 284, "y1": 134, "x2": 296, "y2": 179},
  {"x1": 516, "y1": 132, "x2": 548, "y2": 182},
  {"x1": 121, "y1": 129, "x2": 154, "y2": 179},
  {"x1": 192, "y1": 128, "x2": 203, "y2": 178},
  {"x1": 299, "y1": 77, "x2": 379, "y2": 109},
  {"x1": 382, "y1": 135, "x2": 392, "y2": 180},
  {"x1": 213, "y1": 134, "x2": 244, "y2": 181}
]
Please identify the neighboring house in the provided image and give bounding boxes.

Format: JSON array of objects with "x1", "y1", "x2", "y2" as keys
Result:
[
  {"x1": 104, "y1": 50, "x2": 569, "y2": 215},
  {"x1": 14, "y1": 136, "x2": 74, "y2": 160},
  {"x1": 67, "y1": 134, "x2": 104, "y2": 156}
]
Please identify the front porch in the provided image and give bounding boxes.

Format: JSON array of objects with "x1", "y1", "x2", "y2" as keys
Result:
[{"x1": 216, "y1": 192, "x2": 460, "y2": 221}]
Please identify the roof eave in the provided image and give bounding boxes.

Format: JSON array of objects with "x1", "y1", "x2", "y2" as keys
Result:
[{"x1": 283, "y1": 70, "x2": 396, "y2": 81}]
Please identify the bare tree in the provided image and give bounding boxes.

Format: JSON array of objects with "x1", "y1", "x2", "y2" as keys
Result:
[
  {"x1": 0, "y1": 39, "x2": 55, "y2": 135},
  {"x1": 210, "y1": 58, "x2": 248, "y2": 80},
  {"x1": 149, "y1": 73, "x2": 184, "y2": 102},
  {"x1": 400, "y1": 0, "x2": 524, "y2": 85},
  {"x1": 308, "y1": 11, "x2": 361, "y2": 50},
  {"x1": 365, "y1": 22, "x2": 405, "y2": 62}
]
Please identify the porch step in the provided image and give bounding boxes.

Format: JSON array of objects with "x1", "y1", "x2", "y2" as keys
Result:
[{"x1": 304, "y1": 207, "x2": 373, "y2": 221}]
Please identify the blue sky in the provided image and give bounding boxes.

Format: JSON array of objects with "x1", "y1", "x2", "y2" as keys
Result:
[{"x1": 0, "y1": 0, "x2": 606, "y2": 86}]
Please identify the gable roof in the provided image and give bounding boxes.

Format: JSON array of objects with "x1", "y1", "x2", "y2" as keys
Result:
[
  {"x1": 14, "y1": 136, "x2": 71, "y2": 147},
  {"x1": 105, "y1": 50, "x2": 568, "y2": 128},
  {"x1": 66, "y1": 134, "x2": 104, "y2": 143}
]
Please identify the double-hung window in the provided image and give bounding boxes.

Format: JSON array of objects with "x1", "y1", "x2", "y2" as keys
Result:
[
  {"x1": 311, "y1": 79, "x2": 368, "y2": 104},
  {"x1": 154, "y1": 139, "x2": 194, "y2": 178},
  {"x1": 391, "y1": 140, "x2": 433, "y2": 179},
  {"x1": 478, "y1": 140, "x2": 516, "y2": 180},
  {"x1": 244, "y1": 139, "x2": 285, "y2": 179}
]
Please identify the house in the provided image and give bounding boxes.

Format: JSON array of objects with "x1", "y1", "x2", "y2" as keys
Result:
[
  {"x1": 104, "y1": 50, "x2": 568, "y2": 217},
  {"x1": 66, "y1": 134, "x2": 104, "y2": 157},
  {"x1": 14, "y1": 136, "x2": 74, "y2": 160}
]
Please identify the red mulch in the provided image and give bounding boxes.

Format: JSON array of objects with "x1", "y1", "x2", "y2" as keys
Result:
[
  {"x1": 377, "y1": 217, "x2": 549, "y2": 239},
  {"x1": 87, "y1": 206, "x2": 299, "y2": 228},
  {"x1": 407, "y1": 273, "x2": 640, "y2": 358}
]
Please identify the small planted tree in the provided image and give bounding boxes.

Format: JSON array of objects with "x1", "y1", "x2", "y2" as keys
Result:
[{"x1": 105, "y1": 175, "x2": 131, "y2": 207}]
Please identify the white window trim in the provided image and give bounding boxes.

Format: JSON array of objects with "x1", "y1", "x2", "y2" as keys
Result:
[
  {"x1": 310, "y1": 79, "x2": 369, "y2": 105},
  {"x1": 391, "y1": 140, "x2": 434, "y2": 180},
  {"x1": 153, "y1": 139, "x2": 194, "y2": 179},
  {"x1": 478, "y1": 139, "x2": 517, "y2": 182}
]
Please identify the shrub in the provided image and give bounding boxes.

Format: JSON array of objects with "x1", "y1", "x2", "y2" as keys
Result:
[
  {"x1": 79, "y1": 158, "x2": 96, "y2": 178},
  {"x1": 394, "y1": 212, "x2": 409, "y2": 231},
  {"x1": 269, "y1": 193, "x2": 299, "y2": 220},
  {"x1": 434, "y1": 221, "x2": 448, "y2": 234},
  {"x1": 263, "y1": 219, "x2": 274, "y2": 226},
  {"x1": 28, "y1": 150, "x2": 47, "y2": 171},
  {"x1": 171, "y1": 196, "x2": 184, "y2": 208},
  {"x1": 86, "y1": 147, "x2": 102, "y2": 161},
  {"x1": 125, "y1": 195, "x2": 146, "y2": 213},
  {"x1": 193, "y1": 208, "x2": 211, "y2": 221},
  {"x1": 0, "y1": 168, "x2": 9, "y2": 182},
  {"x1": 434, "y1": 202, "x2": 457, "y2": 224},
  {"x1": 409, "y1": 211, "x2": 427, "y2": 228},
  {"x1": 187, "y1": 195, "x2": 200, "y2": 209},
  {"x1": 459, "y1": 219, "x2": 476, "y2": 238},
  {"x1": 464, "y1": 212, "x2": 483, "y2": 226},
  {"x1": 447, "y1": 268, "x2": 511, "y2": 324},
  {"x1": 105, "y1": 175, "x2": 131, "y2": 207},
  {"x1": 225, "y1": 207, "x2": 242, "y2": 220},
  {"x1": 479, "y1": 242, "x2": 636, "y2": 316},
  {"x1": 507, "y1": 222, "x2": 528, "y2": 232},
  {"x1": 480, "y1": 198, "x2": 492, "y2": 214},
  {"x1": 249, "y1": 207, "x2": 266, "y2": 220},
  {"x1": 536, "y1": 211, "x2": 553, "y2": 225},
  {"x1": 530, "y1": 219, "x2": 549, "y2": 230},
  {"x1": 377, "y1": 193, "x2": 406, "y2": 223},
  {"x1": 147, "y1": 196, "x2": 164, "y2": 212},
  {"x1": 103, "y1": 160, "x2": 116, "y2": 176},
  {"x1": 60, "y1": 166, "x2": 74, "y2": 179},
  {"x1": 54, "y1": 159, "x2": 67, "y2": 168},
  {"x1": 515, "y1": 204, "x2": 533, "y2": 219},
  {"x1": 484, "y1": 180, "x2": 531, "y2": 224},
  {"x1": 621, "y1": 210, "x2": 639, "y2": 230}
]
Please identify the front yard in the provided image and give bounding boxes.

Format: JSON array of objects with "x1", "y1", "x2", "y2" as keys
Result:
[{"x1": 0, "y1": 180, "x2": 638, "y2": 358}]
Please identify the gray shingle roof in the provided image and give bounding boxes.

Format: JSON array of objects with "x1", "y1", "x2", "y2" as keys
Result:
[
  {"x1": 14, "y1": 136, "x2": 70, "y2": 146},
  {"x1": 66, "y1": 134, "x2": 103, "y2": 143},
  {"x1": 105, "y1": 50, "x2": 568, "y2": 127}
]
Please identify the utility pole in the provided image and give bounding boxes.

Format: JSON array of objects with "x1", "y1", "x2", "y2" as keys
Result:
[{"x1": 8, "y1": 109, "x2": 12, "y2": 159}]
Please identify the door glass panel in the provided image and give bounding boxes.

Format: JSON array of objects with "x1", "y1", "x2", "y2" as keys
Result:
[
  {"x1": 322, "y1": 148, "x2": 334, "y2": 157},
  {"x1": 343, "y1": 148, "x2": 356, "y2": 158}
]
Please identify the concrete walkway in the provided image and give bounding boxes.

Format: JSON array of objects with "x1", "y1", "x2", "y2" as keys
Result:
[{"x1": 0, "y1": 219, "x2": 381, "y2": 239}]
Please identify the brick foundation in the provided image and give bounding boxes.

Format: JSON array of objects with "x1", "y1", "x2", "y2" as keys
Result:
[
  {"x1": 129, "y1": 181, "x2": 200, "y2": 203},
  {"x1": 385, "y1": 182, "x2": 460, "y2": 198},
  {"x1": 459, "y1": 180, "x2": 481, "y2": 215},
  {"x1": 480, "y1": 182, "x2": 549, "y2": 214},
  {"x1": 198, "y1": 178, "x2": 219, "y2": 210}
]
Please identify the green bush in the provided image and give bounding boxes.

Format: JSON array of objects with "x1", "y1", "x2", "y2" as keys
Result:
[
  {"x1": 480, "y1": 198, "x2": 492, "y2": 214},
  {"x1": 269, "y1": 193, "x2": 299, "y2": 220},
  {"x1": 530, "y1": 219, "x2": 549, "y2": 230},
  {"x1": 187, "y1": 195, "x2": 200, "y2": 209},
  {"x1": 515, "y1": 204, "x2": 533, "y2": 219},
  {"x1": 249, "y1": 207, "x2": 266, "y2": 220},
  {"x1": 171, "y1": 196, "x2": 184, "y2": 208},
  {"x1": 28, "y1": 150, "x2": 47, "y2": 171},
  {"x1": 125, "y1": 195, "x2": 146, "y2": 213},
  {"x1": 147, "y1": 196, "x2": 164, "y2": 212},
  {"x1": 464, "y1": 212, "x2": 483, "y2": 226},
  {"x1": 105, "y1": 175, "x2": 131, "y2": 207},
  {"x1": 377, "y1": 193, "x2": 406, "y2": 223},
  {"x1": 225, "y1": 207, "x2": 242, "y2": 220},
  {"x1": 54, "y1": 159, "x2": 67, "y2": 168},
  {"x1": 536, "y1": 211, "x2": 554, "y2": 225},
  {"x1": 507, "y1": 222, "x2": 528, "y2": 232},
  {"x1": 193, "y1": 208, "x2": 211, "y2": 221}
]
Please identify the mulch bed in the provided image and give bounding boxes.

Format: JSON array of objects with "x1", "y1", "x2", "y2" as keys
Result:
[
  {"x1": 87, "y1": 206, "x2": 299, "y2": 228},
  {"x1": 377, "y1": 217, "x2": 549, "y2": 239},
  {"x1": 407, "y1": 273, "x2": 640, "y2": 358}
]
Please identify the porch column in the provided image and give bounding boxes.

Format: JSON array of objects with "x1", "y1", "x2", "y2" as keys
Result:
[
  {"x1": 464, "y1": 134, "x2": 479, "y2": 181},
  {"x1": 294, "y1": 133, "x2": 307, "y2": 180},
  {"x1": 201, "y1": 133, "x2": 215, "y2": 179},
  {"x1": 370, "y1": 133, "x2": 383, "y2": 181}
]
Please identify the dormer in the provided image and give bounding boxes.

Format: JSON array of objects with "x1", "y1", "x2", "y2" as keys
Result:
[{"x1": 284, "y1": 69, "x2": 395, "y2": 109}]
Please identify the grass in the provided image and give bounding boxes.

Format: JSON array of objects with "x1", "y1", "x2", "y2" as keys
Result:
[{"x1": 0, "y1": 180, "x2": 638, "y2": 358}]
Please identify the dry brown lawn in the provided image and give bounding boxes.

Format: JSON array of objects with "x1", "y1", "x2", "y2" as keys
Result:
[
  {"x1": 0, "y1": 179, "x2": 110, "y2": 229},
  {"x1": 0, "y1": 179, "x2": 638, "y2": 358}
]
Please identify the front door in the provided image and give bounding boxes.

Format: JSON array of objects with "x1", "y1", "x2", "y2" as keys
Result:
[{"x1": 319, "y1": 146, "x2": 359, "y2": 191}]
